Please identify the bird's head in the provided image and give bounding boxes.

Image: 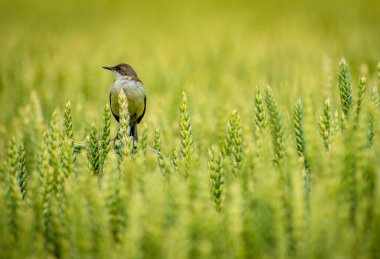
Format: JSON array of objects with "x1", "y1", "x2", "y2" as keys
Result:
[{"x1": 102, "y1": 63, "x2": 138, "y2": 79}]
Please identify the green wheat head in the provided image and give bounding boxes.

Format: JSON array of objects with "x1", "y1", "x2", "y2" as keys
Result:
[
  {"x1": 338, "y1": 58, "x2": 353, "y2": 118},
  {"x1": 63, "y1": 101, "x2": 73, "y2": 140},
  {"x1": 17, "y1": 143, "x2": 27, "y2": 199},
  {"x1": 179, "y1": 91, "x2": 194, "y2": 177},
  {"x1": 99, "y1": 105, "x2": 112, "y2": 172},
  {"x1": 367, "y1": 106, "x2": 375, "y2": 148},
  {"x1": 371, "y1": 86, "x2": 380, "y2": 110},
  {"x1": 221, "y1": 111, "x2": 244, "y2": 176},
  {"x1": 140, "y1": 123, "x2": 148, "y2": 156},
  {"x1": 293, "y1": 98, "x2": 310, "y2": 181},
  {"x1": 60, "y1": 135, "x2": 75, "y2": 178},
  {"x1": 231, "y1": 111, "x2": 243, "y2": 177},
  {"x1": 353, "y1": 76, "x2": 367, "y2": 129},
  {"x1": 208, "y1": 146, "x2": 224, "y2": 211},
  {"x1": 154, "y1": 125, "x2": 162, "y2": 152},
  {"x1": 293, "y1": 98, "x2": 306, "y2": 157},
  {"x1": 319, "y1": 98, "x2": 332, "y2": 151},
  {"x1": 86, "y1": 123, "x2": 101, "y2": 176},
  {"x1": 5, "y1": 138, "x2": 22, "y2": 240},
  {"x1": 253, "y1": 87, "x2": 267, "y2": 164},
  {"x1": 254, "y1": 87, "x2": 267, "y2": 132},
  {"x1": 222, "y1": 111, "x2": 237, "y2": 157},
  {"x1": 172, "y1": 146, "x2": 180, "y2": 172},
  {"x1": 265, "y1": 86, "x2": 286, "y2": 165},
  {"x1": 115, "y1": 91, "x2": 132, "y2": 162}
]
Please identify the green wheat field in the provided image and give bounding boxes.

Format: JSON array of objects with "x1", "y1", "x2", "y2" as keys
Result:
[{"x1": 1, "y1": 0, "x2": 380, "y2": 258}]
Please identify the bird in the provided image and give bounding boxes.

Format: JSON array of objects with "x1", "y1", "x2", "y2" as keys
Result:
[{"x1": 103, "y1": 63, "x2": 146, "y2": 141}]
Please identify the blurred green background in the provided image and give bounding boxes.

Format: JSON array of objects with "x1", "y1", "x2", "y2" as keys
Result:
[
  {"x1": 1, "y1": 2, "x2": 380, "y2": 257},
  {"x1": 0, "y1": 0, "x2": 379, "y2": 145}
]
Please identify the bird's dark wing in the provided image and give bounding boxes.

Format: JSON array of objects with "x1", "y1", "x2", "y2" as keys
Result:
[
  {"x1": 109, "y1": 93, "x2": 119, "y2": 122},
  {"x1": 137, "y1": 95, "x2": 146, "y2": 124}
]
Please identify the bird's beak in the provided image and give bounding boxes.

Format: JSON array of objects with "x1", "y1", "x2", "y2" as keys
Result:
[{"x1": 102, "y1": 66, "x2": 113, "y2": 71}]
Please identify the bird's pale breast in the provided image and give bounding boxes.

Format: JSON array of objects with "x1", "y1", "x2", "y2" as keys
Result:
[{"x1": 110, "y1": 78, "x2": 146, "y2": 121}]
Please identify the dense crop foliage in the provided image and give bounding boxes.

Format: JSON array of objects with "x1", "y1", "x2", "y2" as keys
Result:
[{"x1": 1, "y1": 0, "x2": 380, "y2": 258}]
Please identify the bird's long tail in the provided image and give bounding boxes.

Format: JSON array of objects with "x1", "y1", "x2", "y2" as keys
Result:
[{"x1": 130, "y1": 122, "x2": 138, "y2": 141}]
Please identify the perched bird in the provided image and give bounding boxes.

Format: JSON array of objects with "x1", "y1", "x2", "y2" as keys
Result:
[{"x1": 103, "y1": 63, "x2": 146, "y2": 140}]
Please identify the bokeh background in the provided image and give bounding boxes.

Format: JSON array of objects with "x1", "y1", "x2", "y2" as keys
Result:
[
  {"x1": 1, "y1": 0, "x2": 380, "y2": 147},
  {"x1": 1, "y1": 1, "x2": 380, "y2": 258}
]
